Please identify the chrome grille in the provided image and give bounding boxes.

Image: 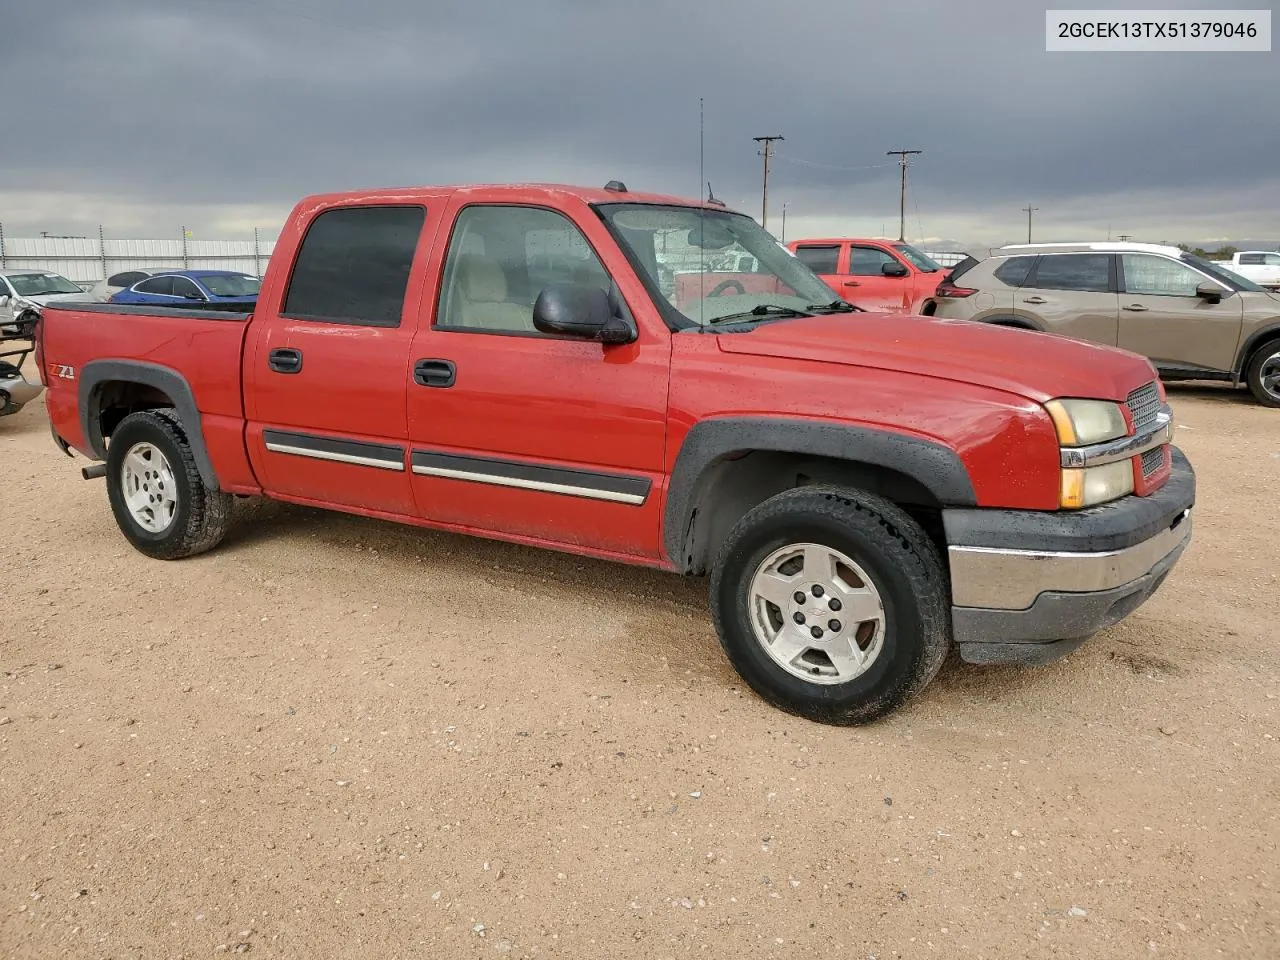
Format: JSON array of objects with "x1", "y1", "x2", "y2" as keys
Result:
[
  {"x1": 1126, "y1": 381, "x2": 1161, "y2": 430},
  {"x1": 1140, "y1": 446, "x2": 1164, "y2": 478}
]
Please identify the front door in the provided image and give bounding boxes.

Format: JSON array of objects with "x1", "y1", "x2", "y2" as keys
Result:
[
  {"x1": 245, "y1": 203, "x2": 433, "y2": 516},
  {"x1": 842, "y1": 244, "x2": 911, "y2": 312},
  {"x1": 1014, "y1": 252, "x2": 1119, "y2": 345},
  {"x1": 791, "y1": 244, "x2": 841, "y2": 293},
  {"x1": 1117, "y1": 253, "x2": 1243, "y2": 374},
  {"x1": 405, "y1": 200, "x2": 671, "y2": 559}
]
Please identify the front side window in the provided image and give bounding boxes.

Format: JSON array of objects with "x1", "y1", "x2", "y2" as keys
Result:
[
  {"x1": 283, "y1": 205, "x2": 425, "y2": 327},
  {"x1": 171, "y1": 277, "x2": 204, "y2": 299},
  {"x1": 1122, "y1": 254, "x2": 1205, "y2": 297},
  {"x1": 6, "y1": 272, "x2": 83, "y2": 296},
  {"x1": 135, "y1": 276, "x2": 175, "y2": 296},
  {"x1": 1265, "y1": 253, "x2": 1280, "y2": 266},
  {"x1": 598, "y1": 204, "x2": 837, "y2": 326},
  {"x1": 436, "y1": 204, "x2": 611, "y2": 335},
  {"x1": 847, "y1": 246, "x2": 900, "y2": 277},
  {"x1": 1029, "y1": 254, "x2": 1111, "y2": 293},
  {"x1": 792, "y1": 245, "x2": 840, "y2": 275}
]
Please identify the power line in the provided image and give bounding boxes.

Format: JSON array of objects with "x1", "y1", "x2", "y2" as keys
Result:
[
  {"x1": 753, "y1": 135, "x2": 784, "y2": 231},
  {"x1": 886, "y1": 149, "x2": 922, "y2": 243}
]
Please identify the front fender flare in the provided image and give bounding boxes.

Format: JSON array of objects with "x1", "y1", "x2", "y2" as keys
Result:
[{"x1": 662, "y1": 417, "x2": 977, "y2": 568}]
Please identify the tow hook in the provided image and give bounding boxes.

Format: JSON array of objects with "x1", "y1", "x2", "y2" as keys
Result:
[{"x1": 81, "y1": 463, "x2": 108, "y2": 481}]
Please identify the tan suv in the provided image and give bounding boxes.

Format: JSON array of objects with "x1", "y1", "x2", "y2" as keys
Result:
[{"x1": 921, "y1": 242, "x2": 1280, "y2": 406}]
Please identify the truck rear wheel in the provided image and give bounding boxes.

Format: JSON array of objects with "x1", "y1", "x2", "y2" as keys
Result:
[
  {"x1": 105, "y1": 409, "x2": 234, "y2": 560},
  {"x1": 710, "y1": 485, "x2": 950, "y2": 725}
]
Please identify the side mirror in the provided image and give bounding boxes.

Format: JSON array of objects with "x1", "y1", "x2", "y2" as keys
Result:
[
  {"x1": 0, "y1": 295, "x2": 9, "y2": 307},
  {"x1": 1195, "y1": 281, "x2": 1227, "y2": 302},
  {"x1": 882, "y1": 261, "x2": 909, "y2": 277},
  {"x1": 533, "y1": 283, "x2": 636, "y2": 344}
]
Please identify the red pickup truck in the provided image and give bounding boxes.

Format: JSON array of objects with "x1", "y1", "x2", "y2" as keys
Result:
[
  {"x1": 38, "y1": 181, "x2": 1195, "y2": 725},
  {"x1": 787, "y1": 237, "x2": 948, "y2": 314}
]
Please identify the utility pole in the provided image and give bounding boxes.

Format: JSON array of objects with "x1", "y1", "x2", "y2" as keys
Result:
[
  {"x1": 1118, "y1": 234, "x2": 1133, "y2": 242},
  {"x1": 753, "y1": 135, "x2": 784, "y2": 231},
  {"x1": 1023, "y1": 205, "x2": 1038, "y2": 243},
  {"x1": 886, "y1": 149, "x2": 922, "y2": 242},
  {"x1": 780, "y1": 203, "x2": 787, "y2": 243}
]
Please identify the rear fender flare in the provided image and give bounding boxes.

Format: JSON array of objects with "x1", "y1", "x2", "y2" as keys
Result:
[
  {"x1": 663, "y1": 417, "x2": 977, "y2": 569},
  {"x1": 78, "y1": 359, "x2": 220, "y2": 491}
]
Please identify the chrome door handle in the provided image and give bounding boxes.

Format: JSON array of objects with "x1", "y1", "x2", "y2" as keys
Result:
[
  {"x1": 1022, "y1": 296, "x2": 1047, "y2": 304},
  {"x1": 1122, "y1": 304, "x2": 1150, "y2": 312}
]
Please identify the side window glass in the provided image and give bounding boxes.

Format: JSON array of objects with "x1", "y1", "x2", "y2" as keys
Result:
[
  {"x1": 993, "y1": 255, "x2": 1036, "y2": 287},
  {"x1": 436, "y1": 205, "x2": 611, "y2": 335},
  {"x1": 1121, "y1": 255, "x2": 1203, "y2": 297},
  {"x1": 172, "y1": 277, "x2": 203, "y2": 299},
  {"x1": 1029, "y1": 254, "x2": 1111, "y2": 293},
  {"x1": 792, "y1": 245, "x2": 839, "y2": 275},
  {"x1": 846, "y1": 246, "x2": 897, "y2": 276},
  {"x1": 1264, "y1": 254, "x2": 1280, "y2": 266},
  {"x1": 1238, "y1": 253, "x2": 1263, "y2": 265},
  {"x1": 136, "y1": 276, "x2": 174, "y2": 296},
  {"x1": 282, "y1": 205, "x2": 426, "y2": 327}
]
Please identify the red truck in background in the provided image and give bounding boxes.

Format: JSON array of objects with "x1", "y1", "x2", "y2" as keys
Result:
[
  {"x1": 38, "y1": 181, "x2": 1194, "y2": 725},
  {"x1": 787, "y1": 237, "x2": 949, "y2": 314}
]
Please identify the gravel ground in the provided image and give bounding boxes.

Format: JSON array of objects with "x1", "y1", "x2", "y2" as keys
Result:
[{"x1": 1, "y1": 387, "x2": 1277, "y2": 960}]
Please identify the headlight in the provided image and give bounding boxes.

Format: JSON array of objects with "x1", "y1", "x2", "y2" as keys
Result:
[
  {"x1": 1044, "y1": 398, "x2": 1128, "y2": 446},
  {"x1": 1060, "y1": 460, "x2": 1135, "y2": 509}
]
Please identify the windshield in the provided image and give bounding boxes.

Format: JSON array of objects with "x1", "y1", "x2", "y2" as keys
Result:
[
  {"x1": 893, "y1": 243, "x2": 942, "y2": 272},
  {"x1": 198, "y1": 274, "x2": 260, "y2": 297},
  {"x1": 596, "y1": 203, "x2": 838, "y2": 326},
  {"x1": 1182, "y1": 253, "x2": 1264, "y2": 292},
  {"x1": 6, "y1": 272, "x2": 83, "y2": 296}
]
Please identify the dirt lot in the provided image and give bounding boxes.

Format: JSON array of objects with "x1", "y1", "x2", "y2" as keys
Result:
[{"x1": 1, "y1": 388, "x2": 1277, "y2": 960}]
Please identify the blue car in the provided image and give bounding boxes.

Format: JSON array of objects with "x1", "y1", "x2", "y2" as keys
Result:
[{"x1": 109, "y1": 269, "x2": 260, "y2": 310}]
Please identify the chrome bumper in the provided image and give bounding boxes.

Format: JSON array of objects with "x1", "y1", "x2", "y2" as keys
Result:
[
  {"x1": 0, "y1": 371, "x2": 43, "y2": 411},
  {"x1": 949, "y1": 509, "x2": 1192, "y2": 611}
]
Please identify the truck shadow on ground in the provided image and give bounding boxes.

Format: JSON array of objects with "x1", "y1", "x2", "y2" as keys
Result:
[
  {"x1": 217, "y1": 497, "x2": 1126, "y2": 711},
  {"x1": 1164, "y1": 382, "x2": 1257, "y2": 405}
]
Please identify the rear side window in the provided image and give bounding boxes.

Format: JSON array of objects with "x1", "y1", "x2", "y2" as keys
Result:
[
  {"x1": 993, "y1": 255, "x2": 1036, "y2": 287},
  {"x1": 1028, "y1": 254, "x2": 1111, "y2": 293},
  {"x1": 1238, "y1": 253, "x2": 1264, "y2": 265},
  {"x1": 793, "y1": 245, "x2": 839, "y2": 274},
  {"x1": 282, "y1": 205, "x2": 426, "y2": 327},
  {"x1": 135, "y1": 276, "x2": 175, "y2": 296}
]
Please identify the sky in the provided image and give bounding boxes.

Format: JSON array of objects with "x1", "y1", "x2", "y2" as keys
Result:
[{"x1": 1, "y1": 0, "x2": 1276, "y2": 252}]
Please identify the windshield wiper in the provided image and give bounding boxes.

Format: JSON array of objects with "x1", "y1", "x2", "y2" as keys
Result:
[
  {"x1": 706, "y1": 304, "x2": 813, "y2": 325},
  {"x1": 805, "y1": 299, "x2": 862, "y2": 313}
]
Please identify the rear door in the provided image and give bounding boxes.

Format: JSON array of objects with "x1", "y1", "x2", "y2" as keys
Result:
[
  {"x1": 841, "y1": 244, "x2": 910, "y2": 312},
  {"x1": 791, "y1": 244, "x2": 841, "y2": 292},
  {"x1": 244, "y1": 202, "x2": 435, "y2": 516},
  {"x1": 1117, "y1": 253, "x2": 1242, "y2": 374},
  {"x1": 1014, "y1": 253, "x2": 1119, "y2": 344}
]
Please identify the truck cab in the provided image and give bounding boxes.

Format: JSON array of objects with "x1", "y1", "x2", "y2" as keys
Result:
[{"x1": 786, "y1": 237, "x2": 947, "y2": 313}]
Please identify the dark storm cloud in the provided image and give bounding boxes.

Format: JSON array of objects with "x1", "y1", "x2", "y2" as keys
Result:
[{"x1": 1, "y1": 0, "x2": 1275, "y2": 236}]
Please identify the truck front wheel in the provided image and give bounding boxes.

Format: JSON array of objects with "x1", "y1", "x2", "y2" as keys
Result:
[
  {"x1": 105, "y1": 409, "x2": 234, "y2": 560},
  {"x1": 710, "y1": 486, "x2": 951, "y2": 725}
]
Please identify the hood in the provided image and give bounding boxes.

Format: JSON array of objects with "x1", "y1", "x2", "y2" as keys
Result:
[
  {"x1": 715, "y1": 313, "x2": 1157, "y2": 404},
  {"x1": 21, "y1": 291, "x2": 90, "y2": 307}
]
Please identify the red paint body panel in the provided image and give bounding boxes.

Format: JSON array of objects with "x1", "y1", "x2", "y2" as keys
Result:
[
  {"x1": 38, "y1": 182, "x2": 1171, "y2": 571},
  {"x1": 787, "y1": 238, "x2": 946, "y2": 314}
]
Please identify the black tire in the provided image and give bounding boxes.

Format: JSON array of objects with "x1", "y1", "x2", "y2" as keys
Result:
[
  {"x1": 105, "y1": 408, "x2": 234, "y2": 560},
  {"x1": 1244, "y1": 340, "x2": 1280, "y2": 407},
  {"x1": 710, "y1": 485, "x2": 950, "y2": 725}
]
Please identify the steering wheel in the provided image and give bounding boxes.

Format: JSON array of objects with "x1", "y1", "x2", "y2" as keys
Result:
[{"x1": 708, "y1": 278, "x2": 746, "y2": 297}]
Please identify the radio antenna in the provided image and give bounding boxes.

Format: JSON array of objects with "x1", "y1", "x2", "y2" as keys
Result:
[{"x1": 698, "y1": 97, "x2": 706, "y2": 329}]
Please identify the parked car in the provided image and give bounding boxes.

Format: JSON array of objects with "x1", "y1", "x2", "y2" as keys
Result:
[
  {"x1": 83, "y1": 269, "x2": 167, "y2": 303},
  {"x1": 1210, "y1": 251, "x2": 1280, "y2": 290},
  {"x1": 0, "y1": 330, "x2": 42, "y2": 417},
  {"x1": 39, "y1": 182, "x2": 1194, "y2": 725},
  {"x1": 0, "y1": 269, "x2": 89, "y2": 336},
  {"x1": 922, "y1": 241, "x2": 1280, "y2": 407},
  {"x1": 109, "y1": 269, "x2": 261, "y2": 309},
  {"x1": 786, "y1": 238, "x2": 947, "y2": 313}
]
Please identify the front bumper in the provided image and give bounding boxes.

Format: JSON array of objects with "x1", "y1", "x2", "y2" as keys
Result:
[
  {"x1": 944, "y1": 446, "x2": 1195, "y2": 666},
  {"x1": 0, "y1": 370, "x2": 43, "y2": 413}
]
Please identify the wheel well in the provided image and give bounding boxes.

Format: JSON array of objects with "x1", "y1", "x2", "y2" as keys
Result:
[
  {"x1": 988, "y1": 318, "x2": 1037, "y2": 330},
  {"x1": 1243, "y1": 334, "x2": 1280, "y2": 376},
  {"x1": 92, "y1": 379, "x2": 176, "y2": 442},
  {"x1": 678, "y1": 452, "x2": 945, "y2": 575}
]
